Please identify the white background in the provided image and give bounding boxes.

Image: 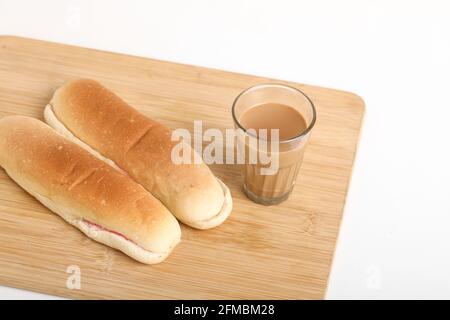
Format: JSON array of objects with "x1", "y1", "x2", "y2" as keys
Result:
[{"x1": 1, "y1": 0, "x2": 450, "y2": 299}]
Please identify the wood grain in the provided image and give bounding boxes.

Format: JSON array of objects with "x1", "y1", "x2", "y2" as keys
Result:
[{"x1": 0, "y1": 36, "x2": 364, "y2": 299}]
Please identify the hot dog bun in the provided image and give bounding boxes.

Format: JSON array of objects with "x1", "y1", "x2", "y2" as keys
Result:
[
  {"x1": 45, "y1": 79, "x2": 232, "y2": 229},
  {"x1": 0, "y1": 116, "x2": 181, "y2": 264}
]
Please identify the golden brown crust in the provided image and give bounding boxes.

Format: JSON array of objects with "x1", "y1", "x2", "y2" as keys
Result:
[
  {"x1": 0, "y1": 116, "x2": 181, "y2": 258},
  {"x1": 50, "y1": 79, "x2": 229, "y2": 227}
]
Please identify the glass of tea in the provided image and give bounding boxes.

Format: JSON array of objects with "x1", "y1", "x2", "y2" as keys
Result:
[{"x1": 232, "y1": 83, "x2": 316, "y2": 205}]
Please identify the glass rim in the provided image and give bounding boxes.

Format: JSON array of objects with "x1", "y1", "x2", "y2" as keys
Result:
[{"x1": 231, "y1": 83, "x2": 317, "y2": 143}]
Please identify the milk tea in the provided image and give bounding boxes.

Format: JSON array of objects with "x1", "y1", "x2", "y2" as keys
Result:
[{"x1": 239, "y1": 103, "x2": 309, "y2": 204}]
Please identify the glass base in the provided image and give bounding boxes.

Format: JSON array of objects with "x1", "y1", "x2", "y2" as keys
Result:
[{"x1": 243, "y1": 184, "x2": 293, "y2": 206}]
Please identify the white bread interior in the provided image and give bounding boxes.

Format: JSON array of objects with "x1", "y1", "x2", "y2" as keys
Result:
[
  {"x1": 183, "y1": 179, "x2": 233, "y2": 229},
  {"x1": 45, "y1": 97, "x2": 233, "y2": 229}
]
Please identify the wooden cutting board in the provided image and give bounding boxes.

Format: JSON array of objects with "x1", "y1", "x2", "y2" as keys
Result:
[{"x1": 0, "y1": 36, "x2": 364, "y2": 299}]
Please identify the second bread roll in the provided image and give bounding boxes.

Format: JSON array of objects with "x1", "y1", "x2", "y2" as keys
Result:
[{"x1": 45, "y1": 79, "x2": 232, "y2": 229}]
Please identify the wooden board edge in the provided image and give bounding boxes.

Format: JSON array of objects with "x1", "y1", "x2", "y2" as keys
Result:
[
  {"x1": 323, "y1": 96, "x2": 366, "y2": 299},
  {"x1": 0, "y1": 35, "x2": 366, "y2": 116}
]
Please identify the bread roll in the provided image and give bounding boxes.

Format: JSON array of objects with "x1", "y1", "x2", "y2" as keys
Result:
[
  {"x1": 0, "y1": 116, "x2": 180, "y2": 264},
  {"x1": 45, "y1": 79, "x2": 232, "y2": 229}
]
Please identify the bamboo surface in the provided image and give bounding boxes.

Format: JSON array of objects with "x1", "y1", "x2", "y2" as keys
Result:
[{"x1": 0, "y1": 36, "x2": 364, "y2": 299}]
